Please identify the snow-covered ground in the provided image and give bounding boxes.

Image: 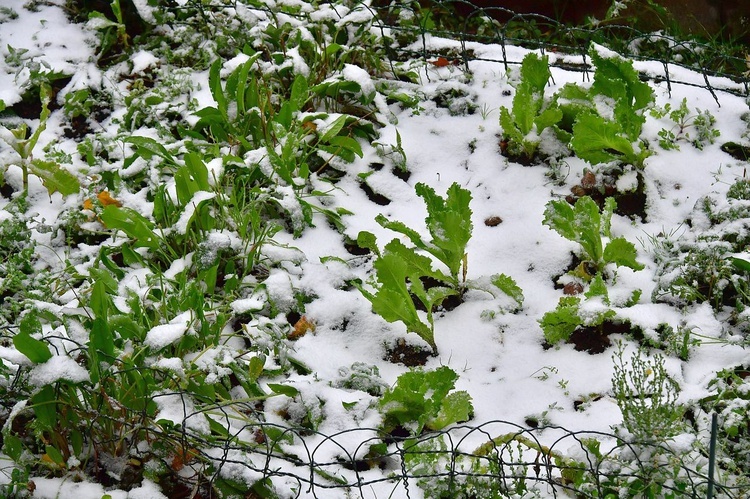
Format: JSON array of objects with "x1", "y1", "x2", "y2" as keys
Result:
[{"x1": 1, "y1": 1, "x2": 750, "y2": 497}]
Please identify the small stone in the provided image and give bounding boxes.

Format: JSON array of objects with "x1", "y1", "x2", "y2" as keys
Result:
[
  {"x1": 563, "y1": 282, "x2": 584, "y2": 295},
  {"x1": 484, "y1": 216, "x2": 503, "y2": 227}
]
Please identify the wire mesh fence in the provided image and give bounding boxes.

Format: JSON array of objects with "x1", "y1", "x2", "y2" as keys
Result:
[
  {"x1": 364, "y1": 0, "x2": 750, "y2": 103},
  {"x1": 4, "y1": 2, "x2": 749, "y2": 498},
  {"x1": 152, "y1": 399, "x2": 746, "y2": 498}
]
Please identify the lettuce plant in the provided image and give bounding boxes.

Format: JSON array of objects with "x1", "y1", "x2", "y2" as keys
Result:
[
  {"x1": 498, "y1": 53, "x2": 562, "y2": 162},
  {"x1": 357, "y1": 182, "x2": 523, "y2": 353},
  {"x1": 566, "y1": 49, "x2": 655, "y2": 169},
  {"x1": 543, "y1": 196, "x2": 644, "y2": 279},
  {"x1": 380, "y1": 366, "x2": 473, "y2": 436}
]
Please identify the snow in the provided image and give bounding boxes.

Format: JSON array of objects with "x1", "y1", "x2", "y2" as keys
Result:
[
  {"x1": 144, "y1": 311, "x2": 193, "y2": 350},
  {"x1": 2, "y1": 0, "x2": 750, "y2": 496},
  {"x1": 29, "y1": 356, "x2": 90, "y2": 387}
]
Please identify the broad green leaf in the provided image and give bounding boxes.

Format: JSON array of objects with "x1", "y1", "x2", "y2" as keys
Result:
[
  {"x1": 268, "y1": 383, "x2": 300, "y2": 398},
  {"x1": 44, "y1": 445, "x2": 65, "y2": 466},
  {"x1": 380, "y1": 366, "x2": 458, "y2": 434},
  {"x1": 326, "y1": 135, "x2": 363, "y2": 160},
  {"x1": 539, "y1": 296, "x2": 581, "y2": 345},
  {"x1": 571, "y1": 112, "x2": 636, "y2": 166},
  {"x1": 590, "y1": 50, "x2": 654, "y2": 111},
  {"x1": 499, "y1": 107, "x2": 525, "y2": 144},
  {"x1": 584, "y1": 273, "x2": 609, "y2": 302},
  {"x1": 3, "y1": 433, "x2": 23, "y2": 461},
  {"x1": 361, "y1": 250, "x2": 433, "y2": 347},
  {"x1": 731, "y1": 257, "x2": 750, "y2": 273},
  {"x1": 511, "y1": 84, "x2": 541, "y2": 136},
  {"x1": 416, "y1": 182, "x2": 473, "y2": 281},
  {"x1": 289, "y1": 73, "x2": 309, "y2": 113},
  {"x1": 356, "y1": 230, "x2": 380, "y2": 256},
  {"x1": 320, "y1": 114, "x2": 349, "y2": 142},
  {"x1": 534, "y1": 106, "x2": 563, "y2": 132},
  {"x1": 124, "y1": 135, "x2": 176, "y2": 164},
  {"x1": 14, "y1": 315, "x2": 52, "y2": 364},
  {"x1": 90, "y1": 317, "x2": 115, "y2": 360},
  {"x1": 427, "y1": 390, "x2": 473, "y2": 431},
  {"x1": 100, "y1": 205, "x2": 160, "y2": 249},
  {"x1": 490, "y1": 273, "x2": 524, "y2": 308},
  {"x1": 520, "y1": 53, "x2": 552, "y2": 93},
  {"x1": 28, "y1": 160, "x2": 80, "y2": 196},
  {"x1": 543, "y1": 199, "x2": 577, "y2": 241},
  {"x1": 31, "y1": 385, "x2": 57, "y2": 430},
  {"x1": 603, "y1": 236, "x2": 644, "y2": 270},
  {"x1": 543, "y1": 196, "x2": 602, "y2": 266}
]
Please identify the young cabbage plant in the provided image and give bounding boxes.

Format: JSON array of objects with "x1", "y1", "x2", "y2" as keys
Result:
[
  {"x1": 543, "y1": 196, "x2": 644, "y2": 280},
  {"x1": 356, "y1": 182, "x2": 523, "y2": 353},
  {"x1": 498, "y1": 53, "x2": 562, "y2": 163},
  {"x1": 567, "y1": 48, "x2": 655, "y2": 169}
]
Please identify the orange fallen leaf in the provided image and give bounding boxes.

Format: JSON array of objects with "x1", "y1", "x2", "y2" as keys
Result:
[
  {"x1": 289, "y1": 316, "x2": 315, "y2": 340},
  {"x1": 83, "y1": 190, "x2": 122, "y2": 211},
  {"x1": 97, "y1": 190, "x2": 122, "y2": 207},
  {"x1": 171, "y1": 447, "x2": 199, "y2": 471},
  {"x1": 431, "y1": 56, "x2": 450, "y2": 67}
]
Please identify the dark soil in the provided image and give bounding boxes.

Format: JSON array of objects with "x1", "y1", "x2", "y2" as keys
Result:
[
  {"x1": 360, "y1": 181, "x2": 391, "y2": 205},
  {"x1": 384, "y1": 338, "x2": 434, "y2": 366},
  {"x1": 568, "y1": 321, "x2": 636, "y2": 354}
]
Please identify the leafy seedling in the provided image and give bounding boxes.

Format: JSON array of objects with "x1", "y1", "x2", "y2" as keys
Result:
[
  {"x1": 543, "y1": 196, "x2": 644, "y2": 279},
  {"x1": 380, "y1": 366, "x2": 473, "y2": 436},
  {"x1": 498, "y1": 53, "x2": 562, "y2": 162}
]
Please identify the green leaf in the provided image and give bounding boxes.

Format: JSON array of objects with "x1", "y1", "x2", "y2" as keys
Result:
[
  {"x1": 90, "y1": 278, "x2": 113, "y2": 319},
  {"x1": 519, "y1": 53, "x2": 552, "y2": 93},
  {"x1": 590, "y1": 49, "x2": 654, "y2": 112},
  {"x1": 539, "y1": 296, "x2": 582, "y2": 345},
  {"x1": 380, "y1": 366, "x2": 459, "y2": 434},
  {"x1": 320, "y1": 114, "x2": 349, "y2": 142},
  {"x1": 15, "y1": 314, "x2": 52, "y2": 364},
  {"x1": 123, "y1": 136, "x2": 176, "y2": 165},
  {"x1": 3, "y1": 433, "x2": 23, "y2": 461},
  {"x1": 90, "y1": 317, "x2": 115, "y2": 360},
  {"x1": 361, "y1": 250, "x2": 434, "y2": 348},
  {"x1": 543, "y1": 196, "x2": 602, "y2": 267},
  {"x1": 28, "y1": 160, "x2": 80, "y2": 196},
  {"x1": 534, "y1": 106, "x2": 563, "y2": 132},
  {"x1": 376, "y1": 214, "x2": 428, "y2": 251},
  {"x1": 731, "y1": 256, "x2": 750, "y2": 273},
  {"x1": 268, "y1": 383, "x2": 300, "y2": 398},
  {"x1": 289, "y1": 73, "x2": 309, "y2": 113},
  {"x1": 584, "y1": 273, "x2": 609, "y2": 302},
  {"x1": 490, "y1": 273, "x2": 524, "y2": 309},
  {"x1": 427, "y1": 390, "x2": 473, "y2": 431},
  {"x1": 603, "y1": 237, "x2": 644, "y2": 270},
  {"x1": 30, "y1": 385, "x2": 57, "y2": 429},
  {"x1": 416, "y1": 182, "x2": 473, "y2": 281},
  {"x1": 326, "y1": 135, "x2": 363, "y2": 160},
  {"x1": 356, "y1": 230, "x2": 380, "y2": 256},
  {"x1": 100, "y1": 205, "x2": 160, "y2": 249},
  {"x1": 571, "y1": 112, "x2": 636, "y2": 166}
]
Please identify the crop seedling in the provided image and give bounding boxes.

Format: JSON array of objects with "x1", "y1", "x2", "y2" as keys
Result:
[
  {"x1": 379, "y1": 366, "x2": 473, "y2": 436},
  {"x1": 551, "y1": 47, "x2": 654, "y2": 169},
  {"x1": 357, "y1": 182, "x2": 522, "y2": 353},
  {"x1": 498, "y1": 53, "x2": 562, "y2": 163},
  {"x1": 544, "y1": 196, "x2": 644, "y2": 279}
]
